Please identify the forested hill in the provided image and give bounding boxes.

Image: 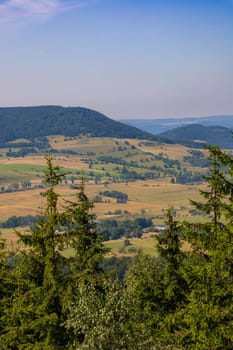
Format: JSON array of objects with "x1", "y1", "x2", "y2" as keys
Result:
[
  {"x1": 158, "y1": 124, "x2": 233, "y2": 149},
  {"x1": 0, "y1": 106, "x2": 158, "y2": 142}
]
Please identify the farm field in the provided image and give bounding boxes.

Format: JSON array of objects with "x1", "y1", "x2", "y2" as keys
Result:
[
  {"x1": 104, "y1": 237, "x2": 159, "y2": 257},
  {"x1": 61, "y1": 237, "x2": 158, "y2": 258},
  {"x1": 0, "y1": 179, "x2": 205, "y2": 245},
  {"x1": 0, "y1": 136, "x2": 212, "y2": 247},
  {"x1": 0, "y1": 177, "x2": 205, "y2": 221}
]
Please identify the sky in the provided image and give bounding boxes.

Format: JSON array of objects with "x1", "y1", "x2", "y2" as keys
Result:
[{"x1": 0, "y1": 0, "x2": 233, "y2": 119}]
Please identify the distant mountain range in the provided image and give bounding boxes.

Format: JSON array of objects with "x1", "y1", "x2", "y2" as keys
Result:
[
  {"x1": 121, "y1": 115, "x2": 233, "y2": 149},
  {"x1": 158, "y1": 124, "x2": 233, "y2": 149},
  {"x1": 0, "y1": 106, "x2": 232, "y2": 149},
  {"x1": 121, "y1": 115, "x2": 233, "y2": 135},
  {"x1": 0, "y1": 106, "x2": 158, "y2": 143}
]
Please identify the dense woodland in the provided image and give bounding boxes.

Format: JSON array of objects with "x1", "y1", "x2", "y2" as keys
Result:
[
  {"x1": 159, "y1": 124, "x2": 233, "y2": 149},
  {"x1": 1, "y1": 145, "x2": 233, "y2": 349},
  {"x1": 0, "y1": 106, "x2": 157, "y2": 142}
]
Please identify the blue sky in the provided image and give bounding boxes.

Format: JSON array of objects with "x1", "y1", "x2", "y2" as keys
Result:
[{"x1": 0, "y1": 0, "x2": 233, "y2": 119}]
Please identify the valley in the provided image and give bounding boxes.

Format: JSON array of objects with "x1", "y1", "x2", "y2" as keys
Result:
[{"x1": 0, "y1": 135, "x2": 210, "y2": 248}]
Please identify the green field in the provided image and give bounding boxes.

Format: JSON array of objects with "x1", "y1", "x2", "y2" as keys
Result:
[
  {"x1": 60, "y1": 237, "x2": 158, "y2": 258},
  {"x1": 104, "y1": 237, "x2": 158, "y2": 257},
  {"x1": 0, "y1": 163, "x2": 47, "y2": 184}
]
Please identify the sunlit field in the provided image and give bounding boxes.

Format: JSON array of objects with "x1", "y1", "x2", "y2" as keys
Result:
[{"x1": 0, "y1": 136, "x2": 209, "y2": 248}]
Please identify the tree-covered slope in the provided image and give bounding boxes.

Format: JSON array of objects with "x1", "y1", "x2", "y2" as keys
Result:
[
  {"x1": 0, "y1": 106, "x2": 158, "y2": 142},
  {"x1": 158, "y1": 124, "x2": 233, "y2": 148},
  {"x1": 122, "y1": 115, "x2": 233, "y2": 135}
]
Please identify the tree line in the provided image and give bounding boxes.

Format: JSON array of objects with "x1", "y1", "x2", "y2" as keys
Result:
[
  {"x1": 0, "y1": 213, "x2": 153, "y2": 241},
  {"x1": 1, "y1": 145, "x2": 233, "y2": 349}
]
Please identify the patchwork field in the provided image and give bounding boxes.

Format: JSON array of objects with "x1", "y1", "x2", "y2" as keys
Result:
[
  {"x1": 0, "y1": 136, "x2": 212, "y2": 247},
  {"x1": 0, "y1": 179, "x2": 204, "y2": 220}
]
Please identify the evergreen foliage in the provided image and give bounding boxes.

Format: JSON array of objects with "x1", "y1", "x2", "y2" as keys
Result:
[
  {"x1": 0, "y1": 233, "x2": 10, "y2": 339},
  {"x1": 64, "y1": 178, "x2": 109, "y2": 284},
  {"x1": 0, "y1": 106, "x2": 156, "y2": 142},
  {"x1": 159, "y1": 124, "x2": 233, "y2": 149},
  {"x1": 0, "y1": 155, "x2": 68, "y2": 349},
  {"x1": 179, "y1": 146, "x2": 233, "y2": 349},
  {"x1": 154, "y1": 210, "x2": 187, "y2": 345}
]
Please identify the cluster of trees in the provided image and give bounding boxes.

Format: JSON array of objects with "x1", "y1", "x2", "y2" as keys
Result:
[
  {"x1": 183, "y1": 155, "x2": 210, "y2": 168},
  {"x1": 99, "y1": 190, "x2": 128, "y2": 203},
  {"x1": 1, "y1": 145, "x2": 233, "y2": 349},
  {"x1": 0, "y1": 181, "x2": 33, "y2": 194},
  {"x1": 0, "y1": 215, "x2": 40, "y2": 229},
  {"x1": 174, "y1": 170, "x2": 203, "y2": 184},
  {"x1": 154, "y1": 153, "x2": 181, "y2": 169},
  {"x1": 50, "y1": 149, "x2": 79, "y2": 156},
  {"x1": 97, "y1": 217, "x2": 153, "y2": 240},
  {"x1": 0, "y1": 139, "x2": 50, "y2": 150},
  {"x1": 6, "y1": 148, "x2": 38, "y2": 158},
  {"x1": 183, "y1": 149, "x2": 210, "y2": 168},
  {"x1": 121, "y1": 167, "x2": 160, "y2": 181},
  {"x1": 3, "y1": 138, "x2": 50, "y2": 158},
  {"x1": 0, "y1": 214, "x2": 153, "y2": 241}
]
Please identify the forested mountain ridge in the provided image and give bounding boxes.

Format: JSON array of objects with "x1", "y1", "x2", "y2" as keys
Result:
[
  {"x1": 158, "y1": 124, "x2": 233, "y2": 148},
  {"x1": 3, "y1": 106, "x2": 230, "y2": 149},
  {"x1": 0, "y1": 105, "x2": 159, "y2": 142},
  {"x1": 122, "y1": 115, "x2": 233, "y2": 135}
]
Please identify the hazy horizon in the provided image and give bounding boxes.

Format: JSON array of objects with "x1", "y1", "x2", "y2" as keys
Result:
[{"x1": 0, "y1": 0, "x2": 233, "y2": 119}]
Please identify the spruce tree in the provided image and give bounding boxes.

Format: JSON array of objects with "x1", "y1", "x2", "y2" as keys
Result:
[
  {"x1": 64, "y1": 179, "x2": 108, "y2": 284},
  {"x1": 125, "y1": 252, "x2": 163, "y2": 349},
  {"x1": 155, "y1": 210, "x2": 187, "y2": 343},
  {"x1": 180, "y1": 146, "x2": 233, "y2": 349},
  {"x1": 0, "y1": 233, "x2": 9, "y2": 338},
  {"x1": 0, "y1": 155, "x2": 68, "y2": 349},
  {"x1": 123, "y1": 211, "x2": 187, "y2": 349},
  {"x1": 64, "y1": 179, "x2": 109, "y2": 348}
]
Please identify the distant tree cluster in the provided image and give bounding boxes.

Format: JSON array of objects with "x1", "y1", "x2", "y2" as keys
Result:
[
  {"x1": 99, "y1": 190, "x2": 128, "y2": 203},
  {"x1": 0, "y1": 215, "x2": 41, "y2": 229},
  {"x1": 6, "y1": 148, "x2": 38, "y2": 158},
  {"x1": 97, "y1": 217, "x2": 153, "y2": 240},
  {"x1": 183, "y1": 149, "x2": 210, "y2": 167},
  {"x1": 183, "y1": 155, "x2": 210, "y2": 167},
  {"x1": 175, "y1": 170, "x2": 203, "y2": 184},
  {"x1": 0, "y1": 214, "x2": 154, "y2": 241},
  {"x1": 3, "y1": 138, "x2": 50, "y2": 158}
]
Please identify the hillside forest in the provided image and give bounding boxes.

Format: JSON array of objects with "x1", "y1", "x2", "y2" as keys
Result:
[{"x1": 1, "y1": 143, "x2": 233, "y2": 349}]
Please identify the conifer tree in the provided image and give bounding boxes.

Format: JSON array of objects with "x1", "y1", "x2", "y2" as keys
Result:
[
  {"x1": 124, "y1": 252, "x2": 163, "y2": 349},
  {"x1": 180, "y1": 145, "x2": 233, "y2": 349},
  {"x1": 64, "y1": 178, "x2": 108, "y2": 284},
  {"x1": 155, "y1": 210, "x2": 187, "y2": 343},
  {"x1": 0, "y1": 233, "x2": 8, "y2": 338},
  {"x1": 123, "y1": 211, "x2": 186, "y2": 349},
  {"x1": 64, "y1": 179, "x2": 110, "y2": 348},
  {"x1": 1, "y1": 155, "x2": 68, "y2": 349}
]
